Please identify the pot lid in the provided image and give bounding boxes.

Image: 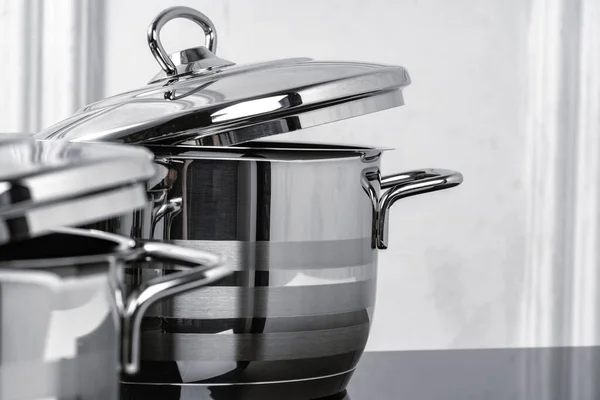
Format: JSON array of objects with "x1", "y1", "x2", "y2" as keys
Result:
[
  {"x1": 36, "y1": 6, "x2": 410, "y2": 146},
  {"x1": 0, "y1": 136, "x2": 155, "y2": 245}
]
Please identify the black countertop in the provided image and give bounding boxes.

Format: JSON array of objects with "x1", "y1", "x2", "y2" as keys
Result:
[
  {"x1": 122, "y1": 347, "x2": 600, "y2": 399},
  {"x1": 347, "y1": 347, "x2": 600, "y2": 399}
]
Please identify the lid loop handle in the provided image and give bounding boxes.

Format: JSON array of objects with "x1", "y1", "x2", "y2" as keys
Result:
[{"x1": 147, "y1": 6, "x2": 218, "y2": 76}]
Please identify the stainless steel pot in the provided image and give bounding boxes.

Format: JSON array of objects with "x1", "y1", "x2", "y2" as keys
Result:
[
  {"x1": 34, "y1": 6, "x2": 463, "y2": 399},
  {"x1": 0, "y1": 227, "x2": 230, "y2": 400},
  {"x1": 72, "y1": 142, "x2": 462, "y2": 400}
]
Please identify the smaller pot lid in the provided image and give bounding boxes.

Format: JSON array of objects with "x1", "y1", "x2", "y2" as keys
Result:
[
  {"x1": 0, "y1": 136, "x2": 156, "y2": 245},
  {"x1": 36, "y1": 6, "x2": 410, "y2": 147}
]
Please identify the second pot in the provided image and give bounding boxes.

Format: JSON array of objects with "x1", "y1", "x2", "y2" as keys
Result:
[{"x1": 0, "y1": 227, "x2": 230, "y2": 400}]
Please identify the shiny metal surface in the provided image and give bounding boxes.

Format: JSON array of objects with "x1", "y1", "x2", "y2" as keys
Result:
[
  {"x1": 376, "y1": 169, "x2": 463, "y2": 249},
  {"x1": 79, "y1": 142, "x2": 462, "y2": 398},
  {"x1": 0, "y1": 228, "x2": 231, "y2": 400},
  {"x1": 34, "y1": 7, "x2": 411, "y2": 146},
  {"x1": 0, "y1": 138, "x2": 155, "y2": 244},
  {"x1": 117, "y1": 239, "x2": 232, "y2": 375},
  {"x1": 147, "y1": 6, "x2": 220, "y2": 77},
  {"x1": 122, "y1": 370, "x2": 354, "y2": 400}
]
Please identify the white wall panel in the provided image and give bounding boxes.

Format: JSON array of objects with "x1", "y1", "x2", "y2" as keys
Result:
[
  {"x1": 0, "y1": 0, "x2": 106, "y2": 133},
  {"x1": 520, "y1": 0, "x2": 600, "y2": 348},
  {"x1": 0, "y1": 0, "x2": 33, "y2": 132}
]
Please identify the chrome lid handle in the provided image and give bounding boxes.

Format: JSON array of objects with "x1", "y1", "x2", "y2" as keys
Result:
[{"x1": 147, "y1": 6, "x2": 218, "y2": 76}]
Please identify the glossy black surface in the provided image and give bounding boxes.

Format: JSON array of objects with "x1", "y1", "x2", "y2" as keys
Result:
[
  {"x1": 348, "y1": 347, "x2": 600, "y2": 399},
  {"x1": 123, "y1": 347, "x2": 600, "y2": 399}
]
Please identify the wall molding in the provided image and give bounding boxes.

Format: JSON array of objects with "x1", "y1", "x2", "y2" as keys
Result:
[
  {"x1": 0, "y1": 0, "x2": 106, "y2": 133},
  {"x1": 522, "y1": 0, "x2": 600, "y2": 349}
]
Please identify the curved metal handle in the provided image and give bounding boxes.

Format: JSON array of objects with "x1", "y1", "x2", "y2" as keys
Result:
[
  {"x1": 120, "y1": 242, "x2": 230, "y2": 374},
  {"x1": 377, "y1": 169, "x2": 463, "y2": 249},
  {"x1": 150, "y1": 197, "x2": 182, "y2": 238},
  {"x1": 147, "y1": 6, "x2": 218, "y2": 76}
]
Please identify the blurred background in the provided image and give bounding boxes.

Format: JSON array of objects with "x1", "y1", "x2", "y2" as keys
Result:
[{"x1": 2, "y1": 0, "x2": 599, "y2": 352}]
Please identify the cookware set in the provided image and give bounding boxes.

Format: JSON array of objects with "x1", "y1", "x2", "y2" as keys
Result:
[{"x1": 2, "y1": 5, "x2": 463, "y2": 400}]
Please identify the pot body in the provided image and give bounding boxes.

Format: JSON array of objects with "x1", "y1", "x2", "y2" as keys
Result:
[
  {"x1": 87, "y1": 142, "x2": 461, "y2": 400},
  {"x1": 146, "y1": 147, "x2": 373, "y2": 396},
  {"x1": 0, "y1": 229, "x2": 231, "y2": 400}
]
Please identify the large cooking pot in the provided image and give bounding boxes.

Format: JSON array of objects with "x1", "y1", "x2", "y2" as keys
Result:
[
  {"x1": 0, "y1": 137, "x2": 232, "y2": 400},
  {"x1": 35, "y1": 6, "x2": 464, "y2": 399},
  {"x1": 125, "y1": 143, "x2": 461, "y2": 400}
]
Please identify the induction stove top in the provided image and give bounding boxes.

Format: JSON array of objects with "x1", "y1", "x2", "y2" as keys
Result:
[{"x1": 123, "y1": 346, "x2": 600, "y2": 399}]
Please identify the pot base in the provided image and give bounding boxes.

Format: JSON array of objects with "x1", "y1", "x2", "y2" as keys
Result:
[{"x1": 120, "y1": 370, "x2": 354, "y2": 400}]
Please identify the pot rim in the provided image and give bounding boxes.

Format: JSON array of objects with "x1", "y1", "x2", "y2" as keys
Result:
[
  {"x1": 0, "y1": 227, "x2": 137, "y2": 269},
  {"x1": 146, "y1": 141, "x2": 394, "y2": 163}
]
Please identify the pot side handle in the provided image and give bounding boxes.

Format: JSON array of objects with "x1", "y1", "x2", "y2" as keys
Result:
[
  {"x1": 378, "y1": 169, "x2": 463, "y2": 250},
  {"x1": 120, "y1": 242, "x2": 231, "y2": 375}
]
